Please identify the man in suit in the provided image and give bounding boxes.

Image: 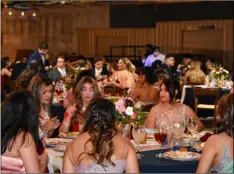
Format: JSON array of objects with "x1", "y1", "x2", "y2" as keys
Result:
[
  {"x1": 27, "y1": 42, "x2": 50, "y2": 74},
  {"x1": 161, "y1": 54, "x2": 181, "y2": 81},
  {"x1": 48, "y1": 55, "x2": 71, "y2": 84},
  {"x1": 91, "y1": 57, "x2": 109, "y2": 79}
]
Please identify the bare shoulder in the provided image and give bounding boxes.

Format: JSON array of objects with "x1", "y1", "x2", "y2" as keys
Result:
[
  {"x1": 205, "y1": 134, "x2": 221, "y2": 146},
  {"x1": 16, "y1": 131, "x2": 34, "y2": 149}
]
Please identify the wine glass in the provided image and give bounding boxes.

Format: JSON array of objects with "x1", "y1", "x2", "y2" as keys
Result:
[
  {"x1": 154, "y1": 124, "x2": 168, "y2": 158},
  {"x1": 132, "y1": 125, "x2": 147, "y2": 158},
  {"x1": 186, "y1": 117, "x2": 198, "y2": 145}
]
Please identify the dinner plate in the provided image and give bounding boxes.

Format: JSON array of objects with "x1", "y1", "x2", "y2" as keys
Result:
[
  {"x1": 162, "y1": 151, "x2": 201, "y2": 161},
  {"x1": 53, "y1": 145, "x2": 67, "y2": 152},
  {"x1": 59, "y1": 132, "x2": 79, "y2": 139},
  {"x1": 192, "y1": 142, "x2": 206, "y2": 152},
  {"x1": 45, "y1": 138, "x2": 72, "y2": 147}
]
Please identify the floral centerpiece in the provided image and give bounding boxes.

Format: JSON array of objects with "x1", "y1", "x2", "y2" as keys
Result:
[
  {"x1": 212, "y1": 65, "x2": 230, "y2": 87},
  {"x1": 212, "y1": 65, "x2": 230, "y2": 80},
  {"x1": 114, "y1": 97, "x2": 148, "y2": 127},
  {"x1": 64, "y1": 66, "x2": 82, "y2": 90}
]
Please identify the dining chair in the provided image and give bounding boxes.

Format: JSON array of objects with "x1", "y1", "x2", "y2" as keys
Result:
[{"x1": 193, "y1": 87, "x2": 220, "y2": 124}]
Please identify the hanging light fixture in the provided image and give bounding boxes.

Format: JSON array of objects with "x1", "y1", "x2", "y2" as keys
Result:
[
  {"x1": 32, "y1": 11, "x2": 36, "y2": 17},
  {"x1": 8, "y1": 9, "x2": 12, "y2": 16}
]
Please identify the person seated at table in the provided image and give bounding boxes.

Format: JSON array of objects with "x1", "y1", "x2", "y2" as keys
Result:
[
  {"x1": 146, "y1": 80, "x2": 204, "y2": 131},
  {"x1": 62, "y1": 98, "x2": 139, "y2": 173},
  {"x1": 1, "y1": 90, "x2": 48, "y2": 173},
  {"x1": 128, "y1": 67, "x2": 159, "y2": 105},
  {"x1": 15, "y1": 60, "x2": 41, "y2": 89},
  {"x1": 177, "y1": 53, "x2": 192, "y2": 77},
  {"x1": 205, "y1": 57, "x2": 217, "y2": 76},
  {"x1": 153, "y1": 68, "x2": 170, "y2": 89},
  {"x1": 105, "y1": 58, "x2": 135, "y2": 89},
  {"x1": 48, "y1": 55, "x2": 71, "y2": 84},
  {"x1": 63, "y1": 70, "x2": 95, "y2": 108},
  {"x1": 184, "y1": 59, "x2": 205, "y2": 85},
  {"x1": 107, "y1": 61, "x2": 118, "y2": 80},
  {"x1": 28, "y1": 74, "x2": 60, "y2": 138},
  {"x1": 60, "y1": 76, "x2": 100, "y2": 133},
  {"x1": 196, "y1": 93, "x2": 233, "y2": 173},
  {"x1": 90, "y1": 57, "x2": 109, "y2": 80}
]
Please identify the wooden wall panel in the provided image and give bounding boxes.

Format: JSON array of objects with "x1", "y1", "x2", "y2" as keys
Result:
[
  {"x1": 155, "y1": 20, "x2": 233, "y2": 70},
  {"x1": 77, "y1": 20, "x2": 233, "y2": 69},
  {"x1": 1, "y1": 5, "x2": 109, "y2": 60},
  {"x1": 77, "y1": 28, "x2": 156, "y2": 58}
]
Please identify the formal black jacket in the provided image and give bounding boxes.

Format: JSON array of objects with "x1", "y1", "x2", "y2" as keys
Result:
[
  {"x1": 90, "y1": 67, "x2": 109, "y2": 79},
  {"x1": 48, "y1": 67, "x2": 71, "y2": 83}
]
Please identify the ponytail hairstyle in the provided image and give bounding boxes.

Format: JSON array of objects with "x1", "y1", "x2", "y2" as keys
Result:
[{"x1": 78, "y1": 98, "x2": 117, "y2": 167}]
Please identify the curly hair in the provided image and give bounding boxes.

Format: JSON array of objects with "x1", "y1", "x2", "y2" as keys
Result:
[
  {"x1": 214, "y1": 93, "x2": 233, "y2": 138},
  {"x1": 78, "y1": 98, "x2": 117, "y2": 167}
]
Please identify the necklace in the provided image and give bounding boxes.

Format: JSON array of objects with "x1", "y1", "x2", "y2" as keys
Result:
[{"x1": 82, "y1": 106, "x2": 86, "y2": 112}]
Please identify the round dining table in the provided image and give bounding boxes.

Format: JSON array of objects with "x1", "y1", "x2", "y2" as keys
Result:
[{"x1": 139, "y1": 148, "x2": 199, "y2": 173}]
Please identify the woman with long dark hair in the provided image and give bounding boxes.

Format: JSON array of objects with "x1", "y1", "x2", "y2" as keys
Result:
[
  {"x1": 196, "y1": 94, "x2": 233, "y2": 173},
  {"x1": 1, "y1": 90, "x2": 44, "y2": 172},
  {"x1": 63, "y1": 98, "x2": 139, "y2": 173},
  {"x1": 146, "y1": 79, "x2": 203, "y2": 131},
  {"x1": 28, "y1": 74, "x2": 60, "y2": 138},
  {"x1": 60, "y1": 76, "x2": 100, "y2": 133}
]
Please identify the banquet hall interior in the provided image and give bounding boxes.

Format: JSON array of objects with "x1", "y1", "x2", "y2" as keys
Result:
[{"x1": 1, "y1": 0, "x2": 233, "y2": 173}]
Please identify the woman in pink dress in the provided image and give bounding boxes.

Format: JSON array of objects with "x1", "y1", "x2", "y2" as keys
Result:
[
  {"x1": 106, "y1": 58, "x2": 135, "y2": 89},
  {"x1": 1, "y1": 90, "x2": 45, "y2": 173},
  {"x1": 63, "y1": 98, "x2": 139, "y2": 173}
]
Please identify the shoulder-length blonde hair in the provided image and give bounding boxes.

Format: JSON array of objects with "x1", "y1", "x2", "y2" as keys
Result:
[{"x1": 73, "y1": 76, "x2": 100, "y2": 115}]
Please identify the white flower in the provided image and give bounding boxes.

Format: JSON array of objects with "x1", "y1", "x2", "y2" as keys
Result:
[{"x1": 125, "y1": 107, "x2": 134, "y2": 116}]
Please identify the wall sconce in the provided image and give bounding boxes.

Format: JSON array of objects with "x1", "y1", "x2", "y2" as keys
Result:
[{"x1": 21, "y1": 11, "x2": 24, "y2": 16}]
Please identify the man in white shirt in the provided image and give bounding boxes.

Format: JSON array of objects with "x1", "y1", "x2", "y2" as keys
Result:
[
  {"x1": 91, "y1": 57, "x2": 109, "y2": 79},
  {"x1": 144, "y1": 47, "x2": 165, "y2": 67},
  {"x1": 48, "y1": 55, "x2": 70, "y2": 83}
]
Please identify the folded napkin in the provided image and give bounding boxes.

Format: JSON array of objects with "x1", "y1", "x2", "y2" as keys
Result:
[{"x1": 199, "y1": 133, "x2": 213, "y2": 142}]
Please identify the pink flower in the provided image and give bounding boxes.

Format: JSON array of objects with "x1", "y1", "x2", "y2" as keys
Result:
[{"x1": 115, "y1": 98, "x2": 126, "y2": 114}]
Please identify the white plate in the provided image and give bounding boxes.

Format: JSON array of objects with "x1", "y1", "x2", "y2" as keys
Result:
[
  {"x1": 163, "y1": 151, "x2": 201, "y2": 161},
  {"x1": 45, "y1": 138, "x2": 72, "y2": 147}
]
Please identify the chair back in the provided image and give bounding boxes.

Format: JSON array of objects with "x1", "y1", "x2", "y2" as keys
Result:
[{"x1": 193, "y1": 87, "x2": 220, "y2": 123}]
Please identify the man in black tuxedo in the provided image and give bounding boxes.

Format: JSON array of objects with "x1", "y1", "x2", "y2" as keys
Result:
[
  {"x1": 27, "y1": 42, "x2": 50, "y2": 74},
  {"x1": 48, "y1": 55, "x2": 71, "y2": 84},
  {"x1": 91, "y1": 57, "x2": 109, "y2": 79}
]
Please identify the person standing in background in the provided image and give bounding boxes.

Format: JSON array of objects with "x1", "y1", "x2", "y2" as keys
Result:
[
  {"x1": 144, "y1": 47, "x2": 165, "y2": 67},
  {"x1": 28, "y1": 42, "x2": 51, "y2": 74}
]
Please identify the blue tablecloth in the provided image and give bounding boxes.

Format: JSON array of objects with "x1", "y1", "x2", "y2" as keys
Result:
[{"x1": 139, "y1": 148, "x2": 199, "y2": 173}]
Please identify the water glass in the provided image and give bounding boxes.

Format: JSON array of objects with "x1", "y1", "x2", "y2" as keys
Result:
[{"x1": 186, "y1": 117, "x2": 198, "y2": 145}]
